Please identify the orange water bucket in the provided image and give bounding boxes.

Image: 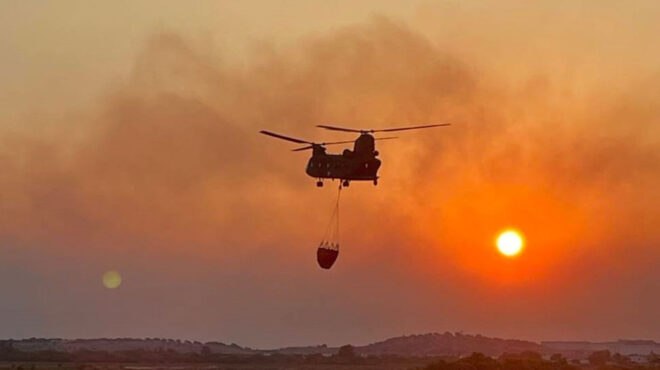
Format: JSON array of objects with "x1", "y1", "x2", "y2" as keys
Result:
[{"x1": 317, "y1": 243, "x2": 339, "y2": 269}]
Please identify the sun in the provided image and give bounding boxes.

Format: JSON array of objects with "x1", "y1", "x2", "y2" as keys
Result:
[{"x1": 496, "y1": 230, "x2": 524, "y2": 257}]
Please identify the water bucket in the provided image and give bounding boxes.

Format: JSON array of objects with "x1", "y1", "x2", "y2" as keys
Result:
[{"x1": 317, "y1": 243, "x2": 339, "y2": 269}]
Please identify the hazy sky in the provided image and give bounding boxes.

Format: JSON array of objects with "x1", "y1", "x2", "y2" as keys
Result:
[{"x1": 1, "y1": 1, "x2": 659, "y2": 348}]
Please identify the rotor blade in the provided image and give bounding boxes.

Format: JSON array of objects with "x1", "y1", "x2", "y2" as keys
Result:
[
  {"x1": 317, "y1": 123, "x2": 450, "y2": 133},
  {"x1": 292, "y1": 145, "x2": 314, "y2": 152},
  {"x1": 260, "y1": 130, "x2": 311, "y2": 144},
  {"x1": 291, "y1": 140, "x2": 354, "y2": 152},
  {"x1": 374, "y1": 136, "x2": 398, "y2": 141},
  {"x1": 322, "y1": 139, "x2": 356, "y2": 145},
  {"x1": 372, "y1": 123, "x2": 451, "y2": 132},
  {"x1": 316, "y1": 125, "x2": 363, "y2": 133}
]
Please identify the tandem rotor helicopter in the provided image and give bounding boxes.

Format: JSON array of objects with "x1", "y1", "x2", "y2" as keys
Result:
[
  {"x1": 260, "y1": 124, "x2": 450, "y2": 187},
  {"x1": 260, "y1": 123, "x2": 450, "y2": 269}
]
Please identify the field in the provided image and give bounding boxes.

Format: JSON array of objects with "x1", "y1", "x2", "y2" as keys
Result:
[{"x1": 0, "y1": 362, "x2": 431, "y2": 370}]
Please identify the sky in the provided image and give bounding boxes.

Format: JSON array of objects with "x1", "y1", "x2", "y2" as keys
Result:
[{"x1": 1, "y1": 0, "x2": 659, "y2": 349}]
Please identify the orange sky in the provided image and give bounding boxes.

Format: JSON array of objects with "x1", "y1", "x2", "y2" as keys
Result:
[{"x1": 1, "y1": 1, "x2": 659, "y2": 348}]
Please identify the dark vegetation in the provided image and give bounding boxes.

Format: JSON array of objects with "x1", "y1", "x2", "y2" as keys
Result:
[
  {"x1": 3, "y1": 340, "x2": 660, "y2": 370},
  {"x1": 421, "y1": 351, "x2": 660, "y2": 370},
  {"x1": 0, "y1": 343, "x2": 430, "y2": 370}
]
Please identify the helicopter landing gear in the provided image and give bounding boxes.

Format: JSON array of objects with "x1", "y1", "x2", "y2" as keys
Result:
[
  {"x1": 342, "y1": 180, "x2": 350, "y2": 187},
  {"x1": 316, "y1": 180, "x2": 324, "y2": 187},
  {"x1": 373, "y1": 178, "x2": 378, "y2": 186}
]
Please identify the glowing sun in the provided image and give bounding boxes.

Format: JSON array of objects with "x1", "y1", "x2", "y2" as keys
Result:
[{"x1": 496, "y1": 230, "x2": 524, "y2": 257}]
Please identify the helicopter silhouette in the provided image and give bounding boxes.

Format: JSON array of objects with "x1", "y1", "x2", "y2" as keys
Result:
[{"x1": 260, "y1": 124, "x2": 450, "y2": 187}]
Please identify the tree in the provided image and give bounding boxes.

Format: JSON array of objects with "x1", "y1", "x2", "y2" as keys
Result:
[
  {"x1": 518, "y1": 351, "x2": 543, "y2": 361},
  {"x1": 588, "y1": 350, "x2": 611, "y2": 366},
  {"x1": 612, "y1": 352, "x2": 630, "y2": 365},
  {"x1": 337, "y1": 344, "x2": 356, "y2": 358},
  {"x1": 463, "y1": 352, "x2": 498, "y2": 368},
  {"x1": 649, "y1": 352, "x2": 660, "y2": 364}
]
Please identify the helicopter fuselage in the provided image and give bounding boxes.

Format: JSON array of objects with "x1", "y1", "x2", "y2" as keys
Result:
[
  {"x1": 306, "y1": 152, "x2": 381, "y2": 181},
  {"x1": 260, "y1": 124, "x2": 449, "y2": 187},
  {"x1": 305, "y1": 133, "x2": 381, "y2": 182}
]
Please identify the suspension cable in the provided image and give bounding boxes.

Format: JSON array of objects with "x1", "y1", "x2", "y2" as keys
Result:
[{"x1": 320, "y1": 183, "x2": 342, "y2": 248}]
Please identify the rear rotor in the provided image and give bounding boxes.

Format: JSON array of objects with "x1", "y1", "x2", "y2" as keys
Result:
[{"x1": 316, "y1": 123, "x2": 450, "y2": 134}]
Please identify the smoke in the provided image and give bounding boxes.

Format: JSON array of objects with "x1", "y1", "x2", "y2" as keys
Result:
[
  {"x1": 3, "y1": 16, "x2": 660, "y2": 258},
  {"x1": 1, "y1": 14, "x2": 659, "y2": 344}
]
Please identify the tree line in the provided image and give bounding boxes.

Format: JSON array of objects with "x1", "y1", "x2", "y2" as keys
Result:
[{"x1": 421, "y1": 351, "x2": 660, "y2": 370}]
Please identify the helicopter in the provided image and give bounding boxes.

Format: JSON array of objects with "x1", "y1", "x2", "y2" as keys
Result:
[{"x1": 260, "y1": 124, "x2": 450, "y2": 187}]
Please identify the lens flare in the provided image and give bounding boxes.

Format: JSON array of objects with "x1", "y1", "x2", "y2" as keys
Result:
[
  {"x1": 102, "y1": 270, "x2": 122, "y2": 289},
  {"x1": 496, "y1": 230, "x2": 524, "y2": 257}
]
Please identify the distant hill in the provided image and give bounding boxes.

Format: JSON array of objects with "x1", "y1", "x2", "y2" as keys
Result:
[
  {"x1": 2, "y1": 332, "x2": 541, "y2": 357},
  {"x1": 355, "y1": 332, "x2": 541, "y2": 357},
  {"x1": 4, "y1": 334, "x2": 659, "y2": 358},
  {"x1": 267, "y1": 344, "x2": 335, "y2": 355},
  {"x1": 9, "y1": 338, "x2": 256, "y2": 355}
]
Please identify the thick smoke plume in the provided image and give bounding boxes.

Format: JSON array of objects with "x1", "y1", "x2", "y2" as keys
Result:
[
  {"x1": 2, "y1": 18, "x2": 657, "y2": 255},
  {"x1": 1, "y1": 16, "x2": 659, "y2": 344}
]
